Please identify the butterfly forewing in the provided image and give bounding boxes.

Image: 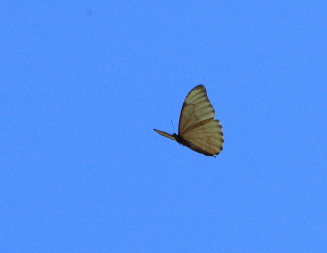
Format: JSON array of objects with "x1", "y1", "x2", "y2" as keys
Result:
[{"x1": 178, "y1": 85, "x2": 216, "y2": 135}]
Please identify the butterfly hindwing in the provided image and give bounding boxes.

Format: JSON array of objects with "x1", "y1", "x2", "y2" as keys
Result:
[{"x1": 182, "y1": 119, "x2": 224, "y2": 156}]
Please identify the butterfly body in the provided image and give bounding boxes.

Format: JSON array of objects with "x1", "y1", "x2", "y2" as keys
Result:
[{"x1": 154, "y1": 85, "x2": 224, "y2": 156}]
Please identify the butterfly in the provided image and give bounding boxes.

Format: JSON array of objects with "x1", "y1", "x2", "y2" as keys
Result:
[{"x1": 154, "y1": 85, "x2": 224, "y2": 156}]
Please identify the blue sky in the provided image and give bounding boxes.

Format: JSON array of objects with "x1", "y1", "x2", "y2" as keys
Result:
[{"x1": 1, "y1": 1, "x2": 327, "y2": 252}]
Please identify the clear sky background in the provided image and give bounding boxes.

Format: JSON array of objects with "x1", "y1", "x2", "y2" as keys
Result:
[{"x1": 1, "y1": 1, "x2": 327, "y2": 252}]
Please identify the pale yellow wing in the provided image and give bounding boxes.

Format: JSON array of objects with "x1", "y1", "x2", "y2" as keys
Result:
[
  {"x1": 182, "y1": 119, "x2": 224, "y2": 156},
  {"x1": 178, "y1": 85, "x2": 224, "y2": 156},
  {"x1": 153, "y1": 129, "x2": 176, "y2": 141},
  {"x1": 178, "y1": 85, "x2": 216, "y2": 135}
]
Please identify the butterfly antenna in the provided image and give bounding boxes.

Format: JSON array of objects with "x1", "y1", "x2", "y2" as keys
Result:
[{"x1": 170, "y1": 119, "x2": 176, "y2": 133}]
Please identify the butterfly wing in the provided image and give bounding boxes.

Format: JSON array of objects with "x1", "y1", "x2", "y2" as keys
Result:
[
  {"x1": 181, "y1": 119, "x2": 224, "y2": 156},
  {"x1": 178, "y1": 85, "x2": 224, "y2": 156},
  {"x1": 153, "y1": 129, "x2": 176, "y2": 141}
]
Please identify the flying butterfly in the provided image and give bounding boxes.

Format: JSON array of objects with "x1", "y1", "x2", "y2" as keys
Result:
[{"x1": 154, "y1": 85, "x2": 224, "y2": 156}]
